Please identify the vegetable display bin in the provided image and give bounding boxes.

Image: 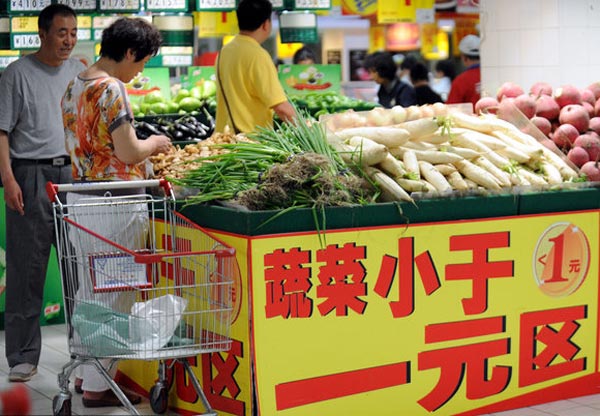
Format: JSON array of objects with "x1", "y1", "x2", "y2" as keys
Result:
[{"x1": 118, "y1": 186, "x2": 600, "y2": 416}]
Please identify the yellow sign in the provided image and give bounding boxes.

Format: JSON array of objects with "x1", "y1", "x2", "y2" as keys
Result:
[
  {"x1": 368, "y1": 25, "x2": 386, "y2": 53},
  {"x1": 195, "y1": 11, "x2": 238, "y2": 38},
  {"x1": 421, "y1": 23, "x2": 449, "y2": 60},
  {"x1": 0, "y1": 50, "x2": 20, "y2": 56},
  {"x1": 378, "y1": 0, "x2": 416, "y2": 23},
  {"x1": 249, "y1": 212, "x2": 599, "y2": 414},
  {"x1": 77, "y1": 16, "x2": 92, "y2": 28},
  {"x1": 341, "y1": 0, "x2": 377, "y2": 16},
  {"x1": 10, "y1": 16, "x2": 37, "y2": 33}
]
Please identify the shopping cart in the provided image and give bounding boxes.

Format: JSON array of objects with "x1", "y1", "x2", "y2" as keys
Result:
[{"x1": 46, "y1": 179, "x2": 236, "y2": 416}]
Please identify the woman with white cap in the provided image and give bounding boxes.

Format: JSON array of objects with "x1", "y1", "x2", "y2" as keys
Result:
[{"x1": 446, "y1": 34, "x2": 481, "y2": 108}]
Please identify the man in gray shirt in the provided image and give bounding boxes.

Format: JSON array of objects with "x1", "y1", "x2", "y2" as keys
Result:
[{"x1": 0, "y1": 4, "x2": 85, "y2": 382}]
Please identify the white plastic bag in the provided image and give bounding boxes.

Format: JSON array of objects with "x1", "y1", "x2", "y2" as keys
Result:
[{"x1": 128, "y1": 294, "x2": 188, "y2": 351}]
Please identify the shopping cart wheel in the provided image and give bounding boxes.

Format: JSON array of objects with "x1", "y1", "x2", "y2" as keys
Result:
[
  {"x1": 52, "y1": 394, "x2": 72, "y2": 416},
  {"x1": 149, "y1": 384, "x2": 168, "y2": 414}
]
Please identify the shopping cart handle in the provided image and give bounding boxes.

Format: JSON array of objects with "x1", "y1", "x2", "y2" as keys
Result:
[{"x1": 46, "y1": 179, "x2": 174, "y2": 202}]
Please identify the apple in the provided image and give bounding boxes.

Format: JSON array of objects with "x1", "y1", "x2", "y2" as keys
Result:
[
  {"x1": 580, "y1": 161, "x2": 600, "y2": 181},
  {"x1": 474, "y1": 96, "x2": 499, "y2": 114},
  {"x1": 552, "y1": 123, "x2": 579, "y2": 149},
  {"x1": 574, "y1": 133, "x2": 600, "y2": 161},
  {"x1": 530, "y1": 116, "x2": 552, "y2": 136},
  {"x1": 529, "y1": 82, "x2": 553, "y2": 97},
  {"x1": 513, "y1": 94, "x2": 536, "y2": 119},
  {"x1": 496, "y1": 82, "x2": 524, "y2": 102},
  {"x1": 589, "y1": 117, "x2": 600, "y2": 135},
  {"x1": 554, "y1": 84, "x2": 582, "y2": 108},
  {"x1": 567, "y1": 146, "x2": 590, "y2": 167},
  {"x1": 581, "y1": 88, "x2": 596, "y2": 106},
  {"x1": 587, "y1": 82, "x2": 600, "y2": 100},
  {"x1": 535, "y1": 94, "x2": 560, "y2": 120},
  {"x1": 559, "y1": 104, "x2": 590, "y2": 133}
]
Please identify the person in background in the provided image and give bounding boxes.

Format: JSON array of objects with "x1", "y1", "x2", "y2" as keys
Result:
[
  {"x1": 293, "y1": 46, "x2": 317, "y2": 65},
  {"x1": 431, "y1": 59, "x2": 456, "y2": 102},
  {"x1": 61, "y1": 17, "x2": 171, "y2": 408},
  {"x1": 410, "y1": 62, "x2": 443, "y2": 105},
  {"x1": 0, "y1": 4, "x2": 85, "y2": 383},
  {"x1": 364, "y1": 51, "x2": 417, "y2": 108},
  {"x1": 446, "y1": 34, "x2": 481, "y2": 107},
  {"x1": 215, "y1": 0, "x2": 296, "y2": 134},
  {"x1": 398, "y1": 54, "x2": 418, "y2": 86}
]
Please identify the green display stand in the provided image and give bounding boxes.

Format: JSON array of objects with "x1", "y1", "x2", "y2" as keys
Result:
[{"x1": 0, "y1": 187, "x2": 65, "y2": 329}]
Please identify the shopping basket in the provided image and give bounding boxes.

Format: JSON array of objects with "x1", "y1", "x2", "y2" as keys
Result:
[{"x1": 46, "y1": 179, "x2": 236, "y2": 416}]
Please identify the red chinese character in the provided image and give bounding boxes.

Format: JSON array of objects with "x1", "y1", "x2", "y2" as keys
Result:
[
  {"x1": 418, "y1": 316, "x2": 510, "y2": 411},
  {"x1": 201, "y1": 338, "x2": 245, "y2": 415},
  {"x1": 445, "y1": 232, "x2": 514, "y2": 315},
  {"x1": 519, "y1": 305, "x2": 586, "y2": 387},
  {"x1": 316, "y1": 243, "x2": 367, "y2": 316},
  {"x1": 264, "y1": 247, "x2": 313, "y2": 318},
  {"x1": 374, "y1": 237, "x2": 441, "y2": 318}
]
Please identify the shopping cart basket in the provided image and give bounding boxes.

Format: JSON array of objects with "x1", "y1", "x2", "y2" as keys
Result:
[{"x1": 46, "y1": 179, "x2": 236, "y2": 416}]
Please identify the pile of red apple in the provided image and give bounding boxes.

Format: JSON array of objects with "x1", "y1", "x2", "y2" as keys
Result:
[{"x1": 475, "y1": 81, "x2": 600, "y2": 181}]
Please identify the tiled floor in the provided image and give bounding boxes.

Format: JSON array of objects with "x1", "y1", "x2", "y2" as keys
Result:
[{"x1": 1, "y1": 324, "x2": 600, "y2": 415}]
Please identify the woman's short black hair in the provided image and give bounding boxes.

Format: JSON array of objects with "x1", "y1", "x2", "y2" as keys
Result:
[
  {"x1": 38, "y1": 4, "x2": 77, "y2": 32},
  {"x1": 236, "y1": 0, "x2": 272, "y2": 32},
  {"x1": 293, "y1": 46, "x2": 317, "y2": 64},
  {"x1": 364, "y1": 52, "x2": 397, "y2": 81},
  {"x1": 100, "y1": 18, "x2": 162, "y2": 63}
]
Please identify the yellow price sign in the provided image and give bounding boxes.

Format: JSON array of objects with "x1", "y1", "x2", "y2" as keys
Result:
[
  {"x1": 10, "y1": 16, "x2": 37, "y2": 33},
  {"x1": 77, "y1": 16, "x2": 92, "y2": 29},
  {"x1": 195, "y1": 11, "x2": 238, "y2": 38},
  {"x1": 378, "y1": 0, "x2": 416, "y2": 23}
]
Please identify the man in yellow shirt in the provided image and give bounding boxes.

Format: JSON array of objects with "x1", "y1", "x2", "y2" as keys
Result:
[{"x1": 215, "y1": 0, "x2": 296, "y2": 133}]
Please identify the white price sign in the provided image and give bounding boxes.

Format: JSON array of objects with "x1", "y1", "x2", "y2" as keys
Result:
[
  {"x1": 416, "y1": 8, "x2": 434, "y2": 24},
  {"x1": 0, "y1": 56, "x2": 19, "y2": 69},
  {"x1": 9, "y1": 0, "x2": 51, "y2": 12},
  {"x1": 99, "y1": 0, "x2": 139, "y2": 10},
  {"x1": 146, "y1": 0, "x2": 187, "y2": 10},
  {"x1": 294, "y1": 0, "x2": 329, "y2": 9},
  {"x1": 13, "y1": 34, "x2": 40, "y2": 49},
  {"x1": 270, "y1": 0, "x2": 283, "y2": 7},
  {"x1": 162, "y1": 54, "x2": 192, "y2": 66},
  {"x1": 57, "y1": 0, "x2": 97, "y2": 10},
  {"x1": 77, "y1": 29, "x2": 92, "y2": 41},
  {"x1": 197, "y1": 0, "x2": 235, "y2": 10}
]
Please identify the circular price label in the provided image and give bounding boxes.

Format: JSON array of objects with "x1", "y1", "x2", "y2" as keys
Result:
[{"x1": 533, "y1": 222, "x2": 590, "y2": 297}]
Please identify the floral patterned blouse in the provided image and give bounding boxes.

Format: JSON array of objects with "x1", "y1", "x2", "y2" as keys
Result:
[{"x1": 62, "y1": 76, "x2": 150, "y2": 181}]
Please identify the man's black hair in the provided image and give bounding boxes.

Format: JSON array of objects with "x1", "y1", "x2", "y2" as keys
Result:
[
  {"x1": 236, "y1": 0, "x2": 272, "y2": 32},
  {"x1": 100, "y1": 18, "x2": 162, "y2": 62},
  {"x1": 364, "y1": 52, "x2": 397, "y2": 81},
  {"x1": 410, "y1": 62, "x2": 429, "y2": 83},
  {"x1": 38, "y1": 4, "x2": 77, "y2": 32}
]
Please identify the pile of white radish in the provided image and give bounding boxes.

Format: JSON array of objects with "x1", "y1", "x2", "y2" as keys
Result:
[{"x1": 324, "y1": 104, "x2": 580, "y2": 203}]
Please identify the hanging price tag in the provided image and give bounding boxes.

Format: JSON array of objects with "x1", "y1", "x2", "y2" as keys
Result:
[
  {"x1": 0, "y1": 56, "x2": 19, "y2": 69},
  {"x1": 56, "y1": 0, "x2": 97, "y2": 11},
  {"x1": 196, "y1": 0, "x2": 235, "y2": 11},
  {"x1": 294, "y1": 0, "x2": 330, "y2": 9},
  {"x1": 99, "y1": 0, "x2": 140, "y2": 11},
  {"x1": 146, "y1": 0, "x2": 187, "y2": 11},
  {"x1": 162, "y1": 54, "x2": 192, "y2": 66},
  {"x1": 9, "y1": 0, "x2": 51, "y2": 13}
]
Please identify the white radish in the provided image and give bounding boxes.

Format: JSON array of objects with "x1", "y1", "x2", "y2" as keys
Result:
[
  {"x1": 419, "y1": 161, "x2": 453, "y2": 194},
  {"x1": 411, "y1": 149, "x2": 464, "y2": 164},
  {"x1": 451, "y1": 132, "x2": 511, "y2": 168},
  {"x1": 402, "y1": 149, "x2": 420, "y2": 179},
  {"x1": 433, "y1": 163, "x2": 457, "y2": 176},
  {"x1": 473, "y1": 156, "x2": 511, "y2": 187},
  {"x1": 449, "y1": 112, "x2": 494, "y2": 133},
  {"x1": 447, "y1": 171, "x2": 469, "y2": 191},
  {"x1": 396, "y1": 178, "x2": 431, "y2": 193},
  {"x1": 347, "y1": 135, "x2": 389, "y2": 166},
  {"x1": 541, "y1": 161, "x2": 563, "y2": 184},
  {"x1": 378, "y1": 154, "x2": 406, "y2": 178},
  {"x1": 454, "y1": 159, "x2": 502, "y2": 190},
  {"x1": 450, "y1": 128, "x2": 507, "y2": 150},
  {"x1": 336, "y1": 126, "x2": 410, "y2": 147},
  {"x1": 394, "y1": 118, "x2": 440, "y2": 139},
  {"x1": 439, "y1": 145, "x2": 481, "y2": 160},
  {"x1": 516, "y1": 167, "x2": 548, "y2": 186},
  {"x1": 365, "y1": 167, "x2": 414, "y2": 203}
]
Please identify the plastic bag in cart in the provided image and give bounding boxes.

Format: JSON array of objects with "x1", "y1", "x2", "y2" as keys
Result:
[{"x1": 129, "y1": 294, "x2": 189, "y2": 351}]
